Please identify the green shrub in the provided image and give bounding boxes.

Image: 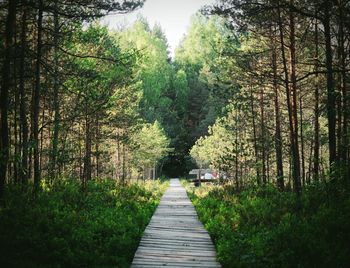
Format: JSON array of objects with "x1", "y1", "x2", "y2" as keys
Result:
[
  {"x1": 0, "y1": 179, "x2": 168, "y2": 267},
  {"x1": 185, "y1": 181, "x2": 350, "y2": 268}
]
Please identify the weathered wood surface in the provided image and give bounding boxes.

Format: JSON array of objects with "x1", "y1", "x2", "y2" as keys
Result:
[{"x1": 131, "y1": 178, "x2": 221, "y2": 268}]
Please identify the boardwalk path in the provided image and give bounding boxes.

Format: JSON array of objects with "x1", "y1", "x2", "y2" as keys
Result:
[{"x1": 131, "y1": 179, "x2": 221, "y2": 268}]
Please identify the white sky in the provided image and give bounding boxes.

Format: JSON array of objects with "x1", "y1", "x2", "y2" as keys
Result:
[{"x1": 102, "y1": 0, "x2": 216, "y2": 56}]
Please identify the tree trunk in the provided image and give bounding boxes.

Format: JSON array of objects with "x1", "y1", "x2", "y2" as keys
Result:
[
  {"x1": 235, "y1": 108, "x2": 239, "y2": 189},
  {"x1": 39, "y1": 98, "x2": 45, "y2": 173},
  {"x1": 323, "y1": 1, "x2": 337, "y2": 176},
  {"x1": 14, "y1": 32, "x2": 19, "y2": 184},
  {"x1": 83, "y1": 112, "x2": 92, "y2": 187},
  {"x1": 0, "y1": 0, "x2": 17, "y2": 198},
  {"x1": 266, "y1": 150, "x2": 270, "y2": 183},
  {"x1": 313, "y1": 16, "x2": 320, "y2": 182},
  {"x1": 50, "y1": 0, "x2": 60, "y2": 180},
  {"x1": 336, "y1": 73, "x2": 342, "y2": 163},
  {"x1": 272, "y1": 36, "x2": 284, "y2": 190},
  {"x1": 19, "y1": 0, "x2": 28, "y2": 184},
  {"x1": 79, "y1": 122, "x2": 83, "y2": 180},
  {"x1": 116, "y1": 131, "x2": 121, "y2": 180},
  {"x1": 337, "y1": 0, "x2": 349, "y2": 178},
  {"x1": 122, "y1": 142, "x2": 126, "y2": 183},
  {"x1": 260, "y1": 86, "x2": 267, "y2": 184},
  {"x1": 250, "y1": 85, "x2": 260, "y2": 184},
  {"x1": 288, "y1": 1, "x2": 302, "y2": 193},
  {"x1": 83, "y1": 104, "x2": 92, "y2": 187},
  {"x1": 33, "y1": 0, "x2": 44, "y2": 190},
  {"x1": 95, "y1": 117, "x2": 100, "y2": 178},
  {"x1": 277, "y1": 2, "x2": 300, "y2": 193},
  {"x1": 299, "y1": 95, "x2": 306, "y2": 186}
]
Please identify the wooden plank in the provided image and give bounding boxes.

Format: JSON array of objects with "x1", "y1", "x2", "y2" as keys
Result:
[
  {"x1": 137, "y1": 244, "x2": 216, "y2": 251},
  {"x1": 140, "y1": 238, "x2": 215, "y2": 246},
  {"x1": 131, "y1": 178, "x2": 221, "y2": 268}
]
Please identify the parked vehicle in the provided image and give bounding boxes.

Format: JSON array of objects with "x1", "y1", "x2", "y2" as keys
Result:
[{"x1": 201, "y1": 173, "x2": 215, "y2": 180}]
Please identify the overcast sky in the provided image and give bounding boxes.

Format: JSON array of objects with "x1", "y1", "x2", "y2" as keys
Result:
[{"x1": 102, "y1": 0, "x2": 216, "y2": 56}]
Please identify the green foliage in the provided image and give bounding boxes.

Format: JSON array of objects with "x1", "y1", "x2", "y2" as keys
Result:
[
  {"x1": 190, "y1": 106, "x2": 254, "y2": 173},
  {"x1": 118, "y1": 19, "x2": 172, "y2": 123},
  {"x1": 0, "y1": 179, "x2": 168, "y2": 267},
  {"x1": 156, "y1": 13, "x2": 240, "y2": 176},
  {"x1": 130, "y1": 121, "x2": 172, "y2": 170},
  {"x1": 184, "y1": 180, "x2": 350, "y2": 268},
  {"x1": 174, "y1": 13, "x2": 239, "y2": 145}
]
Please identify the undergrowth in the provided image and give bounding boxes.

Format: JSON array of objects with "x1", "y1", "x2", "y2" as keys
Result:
[
  {"x1": 0, "y1": 178, "x2": 168, "y2": 267},
  {"x1": 184, "y1": 180, "x2": 350, "y2": 268}
]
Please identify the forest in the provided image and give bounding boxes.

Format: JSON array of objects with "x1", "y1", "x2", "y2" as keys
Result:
[{"x1": 0, "y1": 0, "x2": 350, "y2": 267}]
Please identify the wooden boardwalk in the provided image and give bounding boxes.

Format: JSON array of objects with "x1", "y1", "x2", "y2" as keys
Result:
[{"x1": 131, "y1": 179, "x2": 221, "y2": 268}]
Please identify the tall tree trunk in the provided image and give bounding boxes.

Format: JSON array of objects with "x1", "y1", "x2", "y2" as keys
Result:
[
  {"x1": 79, "y1": 122, "x2": 83, "y2": 180},
  {"x1": 266, "y1": 150, "x2": 270, "y2": 183},
  {"x1": 0, "y1": 0, "x2": 17, "y2": 198},
  {"x1": 260, "y1": 86, "x2": 267, "y2": 184},
  {"x1": 336, "y1": 74, "x2": 342, "y2": 162},
  {"x1": 288, "y1": 152, "x2": 292, "y2": 189},
  {"x1": 338, "y1": 0, "x2": 349, "y2": 178},
  {"x1": 50, "y1": 0, "x2": 60, "y2": 180},
  {"x1": 235, "y1": 108, "x2": 239, "y2": 189},
  {"x1": 307, "y1": 138, "x2": 314, "y2": 184},
  {"x1": 313, "y1": 16, "x2": 320, "y2": 182},
  {"x1": 116, "y1": 131, "x2": 121, "y2": 180},
  {"x1": 122, "y1": 142, "x2": 126, "y2": 183},
  {"x1": 95, "y1": 117, "x2": 100, "y2": 178},
  {"x1": 250, "y1": 85, "x2": 260, "y2": 184},
  {"x1": 28, "y1": 131, "x2": 33, "y2": 180},
  {"x1": 39, "y1": 97, "x2": 45, "y2": 173},
  {"x1": 323, "y1": 1, "x2": 337, "y2": 176},
  {"x1": 14, "y1": 32, "x2": 19, "y2": 184},
  {"x1": 83, "y1": 110, "x2": 92, "y2": 187},
  {"x1": 289, "y1": 1, "x2": 302, "y2": 193},
  {"x1": 299, "y1": 95, "x2": 306, "y2": 186},
  {"x1": 33, "y1": 0, "x2": 44, "y2": 190},
  {"x1": 272, "y1": 35, "x2": 284, "y2": 190},
  {"x1": 277, "y1": 3, "x2": 300, "y2": 193}
]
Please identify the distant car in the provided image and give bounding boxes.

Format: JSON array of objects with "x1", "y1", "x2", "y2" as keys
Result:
[{"x1": 204, "y1": 173, "x2": 215, "y2": 180}]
